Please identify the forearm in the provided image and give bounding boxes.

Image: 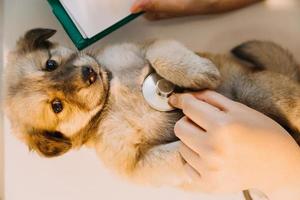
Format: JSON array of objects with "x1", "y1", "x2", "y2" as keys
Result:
[
  {"x1": 256, "y1": 153, "x2": 300, "y2": 200},
  {"x1": 264, "y1": 175, "x2": 300, "y2": 200},
  {"x1": 186, "y1": 0, "x2": 264, "y2": 15},
  {"x1": 265, "y1": 185, "x2": 300, "y2": 200},
  {"x1": 131, "y1": 0, "x2": 264, "y2": 19}
]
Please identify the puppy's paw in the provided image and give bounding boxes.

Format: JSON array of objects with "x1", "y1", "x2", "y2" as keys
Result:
[
  {"x1": 182, "y1": 61, "x2": 221, "y2": 90},
  {"x1": 146, "y1": 40, "x2": 221, "y2": 90}
]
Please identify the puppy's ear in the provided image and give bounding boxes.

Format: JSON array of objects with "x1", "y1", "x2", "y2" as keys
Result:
[
  {"x1": 17, "y1": 28, "x2": 57, "y2": 52},
  {"x1": 28, "y1": 130, "x2": 72, "y2": 158}
]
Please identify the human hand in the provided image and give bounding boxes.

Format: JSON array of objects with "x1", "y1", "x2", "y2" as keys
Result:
[
  {"x1": 170, "y1": 91, "x2": 300, "y2": 199},
  {"x1": 131, "y1": 0, "x2": 263, "y2": 20}
]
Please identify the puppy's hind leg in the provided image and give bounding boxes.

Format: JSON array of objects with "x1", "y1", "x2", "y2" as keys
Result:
[
  {"x1": 232, "y1": 40, "x2": 300, "y2": 81},
  {"x1": 230, "y1": 71, "x2": 300, "y2": 144},
  {"x1": 145, "y1": 40, "x2": 221, "y2": 90},
  {"x1": 129, "y1": 141, "x2": 194, "y2": 189}
]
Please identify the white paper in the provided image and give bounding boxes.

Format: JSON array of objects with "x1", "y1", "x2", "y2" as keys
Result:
[{"x1": 59, "y1": 0, "x2": 135, "y2": 38}]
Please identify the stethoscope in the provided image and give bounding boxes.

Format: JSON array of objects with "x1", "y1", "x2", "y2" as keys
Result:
[
  {"x1": 142, "y1": 73, "x2": 177, "y2": 112},
  {"x1": 142, "y1": 73, "x2": 254, "y2": 200}
]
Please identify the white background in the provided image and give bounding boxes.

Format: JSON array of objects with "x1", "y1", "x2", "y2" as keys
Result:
[
  {"x1": 2, "y1": 0, "x2": 300, "y2": 200},
  {"x1": 0, "y1": 0, "x2": 4, "y2": 198}
]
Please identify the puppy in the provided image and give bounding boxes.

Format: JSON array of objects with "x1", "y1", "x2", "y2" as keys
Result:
[{"x1": 3, "y1": 28, "x2": 300, "y2": 189}]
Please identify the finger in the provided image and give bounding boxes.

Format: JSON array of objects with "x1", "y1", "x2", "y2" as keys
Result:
[
  {"x1": 144, "y1": 12, "x2": 176, "y2": 20},
  {"x1": 183, "y1": 163, "x2": 213, "y2": 193},
  {"x1": 175, "y1": 117, "x2": 208, "y2": 153},
  {"x1": 170, "y1": 93, "x2": 224, "y2": 129},
  {"x1": 131, "y1": 0, "x2": 187, "y2": 14},
  {"x1": 183, "y1": 163, "x2": 202, "y2": 182},
  {"x1": 193, "y1": 90, "x2": 236, "y2": 112},
  {"x1": 131, "y1": 0, "x2": 157, "y2": 13},
  {"x1": 144, "y1": 11, "x2": 195, "y2": 20},
  {"x1": 179, "y1": 142, "x2": 204, "y2": 174},
  {"x1": 131, "y1": 0, "x2": 147, "y2": 13}
]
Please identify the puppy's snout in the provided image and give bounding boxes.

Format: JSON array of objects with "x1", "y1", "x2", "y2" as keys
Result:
[{"x1": 82, "y1": 66, "x2": 97, "y2": 85}]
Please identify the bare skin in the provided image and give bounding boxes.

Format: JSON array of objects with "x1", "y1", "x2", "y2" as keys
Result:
[
  {"x1": 130, "y1": 1, "x2": 300, "y2": 198},
  {"x1": 131, "y1": 0, "x2": 263, "y2": 20},
  {"x1": 170, "y1": 91, "x2": 300, "y2": 200}
]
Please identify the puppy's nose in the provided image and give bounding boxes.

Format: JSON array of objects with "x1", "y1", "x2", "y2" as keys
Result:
[{"x1": 82, "y1": 66, "x2": 97, "y2": 85}]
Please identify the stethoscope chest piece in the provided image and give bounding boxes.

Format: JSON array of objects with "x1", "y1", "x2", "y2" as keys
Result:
[{"x1": 142, "y1": 73, "x2": 176, "y2": 112}]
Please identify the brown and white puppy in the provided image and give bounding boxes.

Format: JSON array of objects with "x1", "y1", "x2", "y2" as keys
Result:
[{"x1": 3, "y1": 28, "x2": 300, "y2": 188}]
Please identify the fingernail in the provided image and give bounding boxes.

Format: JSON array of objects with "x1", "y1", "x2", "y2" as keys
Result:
[
  {"x1": 169, "y1": 94, "x2": 178, "y2": 106},
  {"x1": 131, "y1": 0, "x2": 147, "y2": 13}
]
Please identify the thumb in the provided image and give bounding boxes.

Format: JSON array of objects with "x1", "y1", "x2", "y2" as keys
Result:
[{"x1": 131, "y1": 0, "x2": 153, "y2": 13}]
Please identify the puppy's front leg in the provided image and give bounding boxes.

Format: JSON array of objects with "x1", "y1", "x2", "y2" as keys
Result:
[
  {"x1": 145, "y1": 40, "x2": 221, "y2": 90},
  {"x1": 130, "y1": 141, "x2": 193, "y2": 189}
]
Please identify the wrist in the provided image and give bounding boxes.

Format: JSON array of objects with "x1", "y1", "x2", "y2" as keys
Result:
[
  {"x1": 264, "y1": 181, "x2": 300, "y2": 200},
  {"x1": 259, "y1": 158, "x2": 300, "y2": 200}
]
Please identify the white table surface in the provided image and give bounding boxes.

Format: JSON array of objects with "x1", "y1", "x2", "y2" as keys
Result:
[
  {"x1": 0, "y1": 0, "x2": 4, "y2": 199},
  {"x1": 2, "y1": 0, "x2": 300, "y2": 200}
]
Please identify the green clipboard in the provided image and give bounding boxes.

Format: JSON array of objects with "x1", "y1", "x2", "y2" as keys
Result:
[{"x1": 47, "y1": 0, "x2": 142, "y2": 50}]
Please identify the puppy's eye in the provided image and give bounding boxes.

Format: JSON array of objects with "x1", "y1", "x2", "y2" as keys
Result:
[
  {"x1": 45, "y1": 59, "x2": 58, "y2": 71},
  {"x1": 51, "y1": 99, "x2": 63, "y2": 114}
]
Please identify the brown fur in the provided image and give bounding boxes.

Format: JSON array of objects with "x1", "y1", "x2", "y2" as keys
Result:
[{"x1": 3, "y1": 28, "x2": 300, "y2": 188}]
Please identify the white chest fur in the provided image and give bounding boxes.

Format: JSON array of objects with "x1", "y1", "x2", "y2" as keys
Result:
[{"x1": 94, "y1": 43, "x2": 181, "y2": 176}]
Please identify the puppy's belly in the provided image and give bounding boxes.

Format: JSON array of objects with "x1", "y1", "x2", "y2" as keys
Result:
[
  {"x1": 95, "y1": 76, "x2": 181, "y2": 175},
  {"x1": 109, "y1": 76, "x2": 181, "y2": 141}
]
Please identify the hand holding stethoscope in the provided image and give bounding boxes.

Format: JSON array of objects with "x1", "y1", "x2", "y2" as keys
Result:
[{"x1": 170, "y1": 91, "x2": 300, "y2": 200}]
